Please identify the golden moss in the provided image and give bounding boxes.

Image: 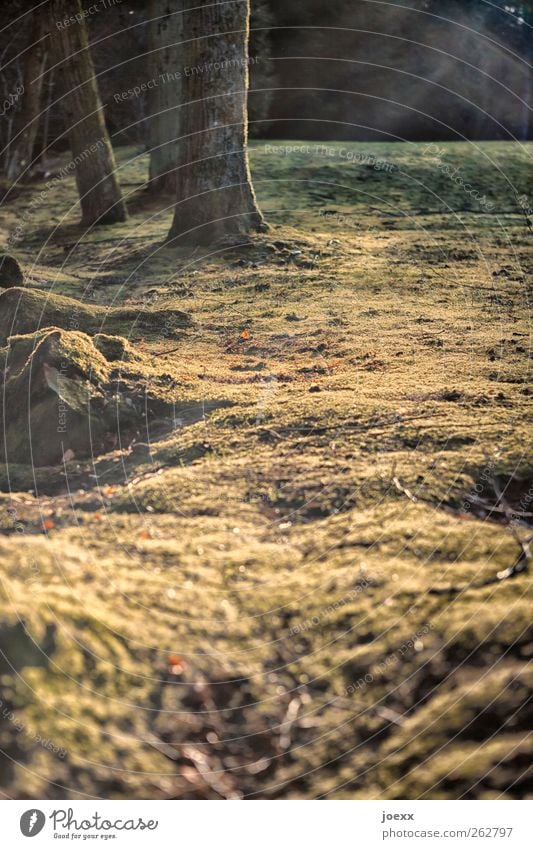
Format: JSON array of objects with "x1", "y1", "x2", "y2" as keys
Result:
[{"x1": 0, "y1": 141, "x2": 531, "y2": 799}]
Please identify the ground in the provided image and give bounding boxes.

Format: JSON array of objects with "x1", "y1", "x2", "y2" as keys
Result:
[{"x1": 0, "y1": 140, "x2": 531, "y2": 799}]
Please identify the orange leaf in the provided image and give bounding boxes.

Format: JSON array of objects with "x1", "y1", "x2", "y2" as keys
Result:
[
  {"x1": 140, "y1": 530, "x2": 152, "y2": 540},
  {"x1": 43, "y1": 519, "x2": 55, "y2": 530},
  {"x1": 240, "y1": 330, "x2": 251, "y2": 340},
  {"x1": 167, "y1": 654, "x2": 187, "y2": 675}
]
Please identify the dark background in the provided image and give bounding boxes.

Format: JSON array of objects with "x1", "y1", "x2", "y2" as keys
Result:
[{"x1": 1, "y1": 0, "x2": 532, "y2": 157}]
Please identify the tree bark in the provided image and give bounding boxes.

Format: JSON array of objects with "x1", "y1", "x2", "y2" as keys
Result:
[
  {"x1": 166, "y1": 0, "x2": 265, "y2": 245},
  {"x1": 49, "y1": 0, "x2": 126, "y2": 225},
  {"x1": 34, "y1": 68, "x2": 55, "y2": 171},
  {"x1": 147, "y1": 0, "x2": 183, "y2": 194},
  {"x1": 6, "y1": 9, "x2": 48, "y2": 185}
]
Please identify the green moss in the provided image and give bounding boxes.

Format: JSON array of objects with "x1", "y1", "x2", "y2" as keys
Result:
[
  {"x1": 0, "y1": 141, "x2": 530, "y2": 799},
  {"x1": 0, "y1": 286, "x2": 191, "y2": 346}
]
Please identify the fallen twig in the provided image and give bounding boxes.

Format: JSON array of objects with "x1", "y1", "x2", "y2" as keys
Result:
[
  {"x1": 390, "y1": 466, "x2": 531, "y2": 595},
  {"x1": 279, "y1": 697, "x2": 301, "y2": 750},
  {"x1": 490, "y1": 472, "x2": 531, "y2": 579}
]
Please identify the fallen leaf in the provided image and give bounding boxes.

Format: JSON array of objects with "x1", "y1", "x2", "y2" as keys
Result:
[
  {"x1": 240, "y1": 329, "x2": 251, "y2": 340},
  {"x1": 167, "y1": 654, "x2": 187, "y2": 675},
  {"x1": 43, "y1": 519, "x2": 55, "y2": 530}
]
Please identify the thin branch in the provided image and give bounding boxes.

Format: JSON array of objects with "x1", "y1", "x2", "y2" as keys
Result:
[{"x1": 390, "y1": 467, "x2": 531, "y2": 594}]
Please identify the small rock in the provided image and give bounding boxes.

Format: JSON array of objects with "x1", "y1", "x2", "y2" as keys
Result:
[{"x1": 309, "y1": 385, "x2": 321, "y2": 393}]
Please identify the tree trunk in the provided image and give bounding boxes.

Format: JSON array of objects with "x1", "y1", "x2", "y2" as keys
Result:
[
  {"x1": 147, "y1": 0, "x2": 183, "y2": 194},
  {"x1": 6, "y1": 9, "x2": 48, "y2": 185},
  {"x1": 34, "y1": 68, "x2": 55, "y2": 172},
  {"x1": 167, "y1": 0, "x2": 265, "y2": 245},
  {"x1": 50, "y1": 0, "x2": 126, "y2": 225}
]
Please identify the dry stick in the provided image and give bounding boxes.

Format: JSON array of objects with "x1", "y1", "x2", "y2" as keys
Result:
[
  {"x1": 261, "y1": 410, "x2": 446, "y2": 438},
  {"x1": 144, "y1": 732, "x2": 179, "y2": 762},
  {"x1": 145, "y1": 734, "x2": 237, "y2": 799},
  {"x1": 458, "y1": 491, "x2": 533, "y2": 520},
  {"x1": 391, "y1": 473, "x2": 418, "y2": 504},
  {"x1": 152, "y1": 330, "x2": 208, "y2": 358},
  {"x1": 376, "y1": 706, "x2": 406, "y2": 727},
  {"x1": 390, "y1": 468, "x2": 530, "y2": 595},
  {"x1": 390, "y1": 467, "x2": 465, "y2": 520},
  {"x1": 375, "y1": 247, "x2": 520, "y2": 295},
  {"x1": 152, "y1": 343, "x2": 183, "y2": 357},
  {"x1": 515, "y1": 192, "x2": 533, "y2": 236},
  {"x1": 279, "y1": 697, "x2": 302, "y2": 751},
  {"x1": 489, "y1": 472, "x2": 531, "y2": 580}
]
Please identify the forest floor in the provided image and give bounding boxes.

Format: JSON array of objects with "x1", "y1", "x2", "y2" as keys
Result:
[{"x1": 0, "y1": 140, "x2": 531, "y2": 799}]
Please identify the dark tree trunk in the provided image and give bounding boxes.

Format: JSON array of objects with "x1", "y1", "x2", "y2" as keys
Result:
[
  {"x1": 147, "y1": 0, "x2": 183, "y2": 194},
  {"x1": 50, "y1": 0, "x2": 126, "y2": 225},
  {"x1": 34, "y1": 68, "x2": 55, "y2": 171},
  {"x1": 167, "y1": 0, "x2": 265, "y2": 245},
  {"x1": 6, "y1": 9, "x2": 48, "y2": 184}
]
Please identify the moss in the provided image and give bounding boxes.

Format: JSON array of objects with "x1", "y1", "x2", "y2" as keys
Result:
[
  {"x1": 0, "y1": 287, "x2": 191, "y2": 346},
  {"x1": 93, "y1": 333, "x2": 142, "y2": 362},
  {"x1": 0, "y1": 328, "x2": 183, "y2": 466},
  {"x1": 0, "y1": 141, "x2": 530, "y2": 799},
  {"x1": 5, "y1": 327, "x2": 110, "y2": 383}
]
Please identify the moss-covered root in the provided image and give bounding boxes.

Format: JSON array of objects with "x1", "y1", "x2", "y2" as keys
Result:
[{"x1": 0, "y1": 287, "x2": 191, "y2": 346}]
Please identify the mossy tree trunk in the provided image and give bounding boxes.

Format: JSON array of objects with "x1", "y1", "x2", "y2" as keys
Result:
[
  {"x1": 6, "y1": 8, "x2": 48, "y2": 185},
  {"x1": 166, "y1": 0, "x2": 265, "y2": 245},
  {"x1": 50, "y1": 0, "x2": 126, "y2": 225},
  {"x1": 147, "y1": 0, "x2": 183, "y2": 194}
]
